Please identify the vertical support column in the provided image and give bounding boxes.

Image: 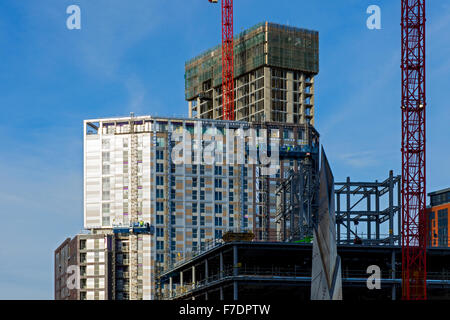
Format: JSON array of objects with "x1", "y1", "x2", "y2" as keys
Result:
[
  {"x1": 375, "y1": 184, "x2": 380, "y2": 241},
  {"x1": 220, "y1": 286, "x2": 224, "y2": 300},
  {"x1": 233, "y1": 245, "x2": 238, "y2": 276},
  {"x1": 192, "y1": 266, "x2": 196, "y2": 289},
  {"x1": 310, "y1": 76, "x2": 315, "y2": 126},
  {"x1": 205, "y1": 259, "x2": 209, "y2": 283},
  {"x1": 367, "y1": 189, "x2": 371, "y2": 240},
  {"x1": 233, "y1": 281, "x2": 238, "y2": 300},
  {"x1": 346, "y1": 177, "x2": 351, "y2": 243},
  {"x1": 282, "y1": 181, "x2": 287, "y2": 240},
  {"x1": 169, "y1": 276, "x2": 173, "y2": 298},
  {"x1": 220, "y1": 252, "x2": 224, "y2": 279},
  {"x1": 263, "y1": 67, "x2": 271, "y2": 121},
  {"x1": 286, "y1": 71, "x2": 294, "y2": 123},
  {"x1": 336, "y1": 192, "x2": 341, "y2": 244},
  {"x1": 180, "y1": 270, "x2": 183, "y2": 293},
  {"x1": 392, "y1": 249, "x2": 396, "y2": 300},
  {"x1": 389, "y1": 170, "x2": 394, "y2": 245}
]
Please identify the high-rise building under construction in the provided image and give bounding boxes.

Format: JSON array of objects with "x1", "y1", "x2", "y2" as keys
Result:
[
  {"x1": 186, "y1": 22, "x2": 319, "y2": 124},
  {"x1": 55, "y1": 22, "x2": 321, "y2": 300}
]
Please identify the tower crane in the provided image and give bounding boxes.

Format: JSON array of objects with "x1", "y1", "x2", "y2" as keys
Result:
[
  {"x1": 208, "y1": 0, "x2": 235, "y2": 120},
  {"x1": 401, "y1": 0, "x2": 427, "y2": 300}
]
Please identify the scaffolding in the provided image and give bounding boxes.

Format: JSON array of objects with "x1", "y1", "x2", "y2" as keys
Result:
[
  {"x1": 334, "y1": 171, "x2": 401, "y2": 246},
  {"x1": 185, "y1": 22, "x2": 319, "y2": 100},
  {"x1": 129, "y1": 113, "x2": 140, "y2": 300},
  {"x1": 275, "y1": 156, "x2": 319, "y2": 242}
]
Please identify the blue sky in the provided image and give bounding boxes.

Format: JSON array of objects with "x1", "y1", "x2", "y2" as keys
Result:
[{"x1": 0, "y1": 0, "x2": 448, "y2": 299}]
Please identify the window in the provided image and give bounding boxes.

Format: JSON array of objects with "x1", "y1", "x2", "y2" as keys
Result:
[
  {"x1": 214, "y1": 166, "x2": 222, "y2": 175},
  {"x1": 215, "y1": 230, "x2": 223, "y2": 239},
  {"x1": 156, "y1": 176, "x2": 164, "y2": 186},
  {"x1": 192, "y1": 228, "x2": 198, "y2": 238},
  {"x1": 200, "y1": 216, "x2": 205, "y2": 226},
  {"x1": 215, "y1": 192, "x2": 222, "y2": 201},
  {"x1": 200, "y1": 178, "x2": 205, "y2": 188},
  {"x1": 229, "y1": 217, "x2": 234, "y2": 227},
  {"x1": 192, "y1": 165, "x2": 197, "y2": 175},
  {"x1": 229, "y1": 166, "x2": 233, "y2": 176},
  {"x1": 200, "y1": 203, "x2": 205, "y2": 213},
  {"x1": 171, "y1": 215, "x2": 176, "y2": 225},
  {"x1": 192, "y1": 177, "x2": 198, "y2": 188},
  {"x1": 156, "y1": 163, "x2": 164, "y2": 173},
  {"x1": 229, "y1": 192, "x2": 234, "y2": 202},
  {"x1": 156, "y1": 137, "x2": 165, "y2": 147},
  {"x1": 156, "y1": 241, "x2": 164, "y2": 250},
  {"x1": 215, "y1": 217, "x2": 222, "y2": 226},
  {"x1": 438, "y1": 209, "x2": 448, "y2": 247},
  {"x1": 200, "y1": 165, "x2": 205, "y2": 175},
  {"x1": 192, "y1": 203, "x2": 197, "y2": 214},
  {"x1": 243, "y1": 216, "x2": 248, "y2": 228},
  {"x1": 200, "y1": 229, "x2": 205, "y2": 239},
  {"x1": 229, "y1": 205, "x2": 234, "y2": 214},
  {"x1": 156, "y1": 189, "x2": 164, "y2": 199},
  {"x1": 102, "y1": 164, "x2": 110, "y2": 175},
  {"x1": 156, "y1": 215, "x2": 164, "y2": 224},
  {"x1": 102, "y1": 152, "x2": 110, "y2": 162},
  {"x1": 156, "y1": 202, "x2": 164, "y2": 211},
  {"x1": 156, "y1": 254, "x2": 164, "y2": 263},
  {"x1": 215, "y1": 204, "x2": 223, "y2": 214},
  {"x1": 102, "y1": 191, "x2": 110, "y2": 200},
  {"x1": 200, "y1": 190, "x2": 205, "y2": 201},
  {"x1": 192, "y1": 190, "x2": 197, "y2": 200},
  {"x1": 102, "y1": 216, "x2": 110, "y2": 226},
  {"x1": 156, "y1": 150, "x2": 164, "y2": 160},
  {"x1": 102, "y1": 139, "x2": 110, "y2": 149},
  {"x1": 215, "y1": 179, "x2": 222, "y2": 189},
  {"x1": 156, "y1": 228, "x2": 164, "y2": 237},
  {"x1": 102, "y1": 203, "x2": 110, "y2": 214}
]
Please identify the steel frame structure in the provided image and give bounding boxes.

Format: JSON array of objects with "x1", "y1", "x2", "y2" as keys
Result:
[
  {"x1": 275, "y1": 158, "x2": 319, "y2": 242},
  {"x1": 335, "y1": 171, "x2": 401, "y2": 246},
  {"x1": 401, "y1": 0, "x2": 427, "y2": 300}
]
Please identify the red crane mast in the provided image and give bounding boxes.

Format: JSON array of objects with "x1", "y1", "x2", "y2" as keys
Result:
[
  {"x1": 209, "y1": 0, "x2": 234, "y2": 120},
  {"x1": 401, "y1": 0, "x2": 427, "y2": 300}
]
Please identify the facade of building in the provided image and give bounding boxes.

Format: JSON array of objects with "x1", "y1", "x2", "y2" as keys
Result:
[
  {"x1": 80, "y1": 114, "x2": 319, "y2": 299},
  {"x1": 54, "y1": 233, "x2": 112, "y2": 300},
  {"x1": 428, "y1": 188, "x2": 450, "y2": 247},
  {"x1": 186, "y1": 22, "x2": 319, "y2": 125}
]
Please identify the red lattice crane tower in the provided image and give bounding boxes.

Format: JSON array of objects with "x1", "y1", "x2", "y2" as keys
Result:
[
  {"x1": 209, "y1": 0, "x2": 235, "y2": 120},
  {"x1": 401, "y1": 0, "x2": 427, "y2": 300}
]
